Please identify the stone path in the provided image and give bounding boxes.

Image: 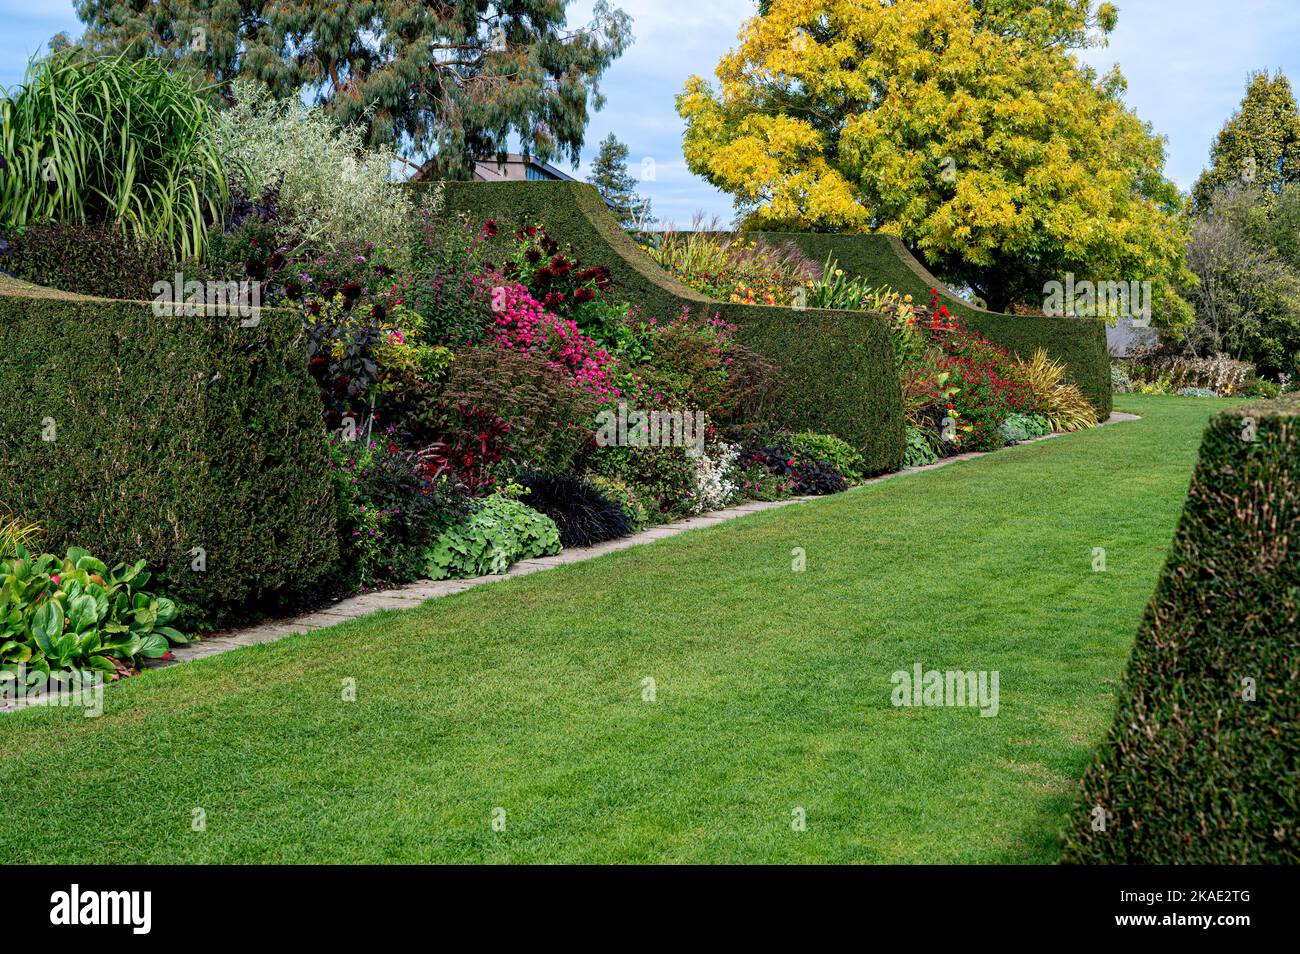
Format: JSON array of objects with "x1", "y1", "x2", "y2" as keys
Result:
[{"x1": 2, "y1": 411, "x2": 1140, "y2": 710}]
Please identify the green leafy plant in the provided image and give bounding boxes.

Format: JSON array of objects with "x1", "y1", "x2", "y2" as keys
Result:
[
  {"x1": 423, "y1": 493, "x2": 561, "y2": 580},
  {"x1": 804, "y1": 255, "x2": 898, "y2": 311},
  {"x1": 330, "y1": 436, "x2": 466, "y2": 591},
  {"x1": 0, "y1": 51, "x2": 227, "y2": 260},
  {"x1": 1246, "y1": 377, "x2": 1283, "y2": 398},
  {"x1": 0, "y1": 545, "x2": 188, "y2": 683},
  {"x1": 998, "y1": 413, "x2": 1052, "y2": 444},
  {"x1": 783, "y1": 432, "x2": 868, "y2": 483},
  {"x1": 586, "y1": 444, "x2": 699, "y2": 520},
  {"x1": 734, "y1": 462, "x2": 793, "y2": 501},
  {"x1": 902, "y1": 426, "x2": 938, "y2": 468},
  {"x1": 585, "y1": 475, "x2": 649, "y2": 531}
]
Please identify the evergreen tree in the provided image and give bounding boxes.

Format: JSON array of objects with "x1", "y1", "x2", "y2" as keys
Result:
[
  {"x1": 70, "y1": 0, "x2": 632, "y2": 179},
  {"x1": 587, "y1": 133, "x2": 654, "y2": 228},
  {"x1": 1193, "y1": 71, "x2": 1300, "y2": 210}
]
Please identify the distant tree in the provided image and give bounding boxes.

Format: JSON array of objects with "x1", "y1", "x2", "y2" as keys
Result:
[
  {"x1": 676, "y1": 0, "x2": 1192, "y2": 324},
  {"x1": 1181, "y1": 184, "x2": 1300, "y2": 377},
  {"x1": 70, "y1": 0, "x2": 632, "y2": 179},
  {"x1": 1193, "y1": 71, "x2": 1300, "y2": 210},
  {"x1": 587, "y1": 133, "x2": 654, "y2": 228}
]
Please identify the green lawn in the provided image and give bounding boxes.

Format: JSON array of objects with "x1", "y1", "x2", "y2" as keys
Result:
[{"x1": 0, "y1": 395, "x2": 1231, "y2": 863}]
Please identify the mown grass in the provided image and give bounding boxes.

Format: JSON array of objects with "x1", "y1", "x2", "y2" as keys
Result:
[{"x1": 0, "y1": 395, "x2": 1230, "y2": 863}]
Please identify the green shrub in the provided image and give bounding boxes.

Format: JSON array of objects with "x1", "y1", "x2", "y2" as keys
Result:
[
  {"x1": 784, "y1": 432, "x2": 868, "y2": 483},
  {"x1": 902, "y1": 426, "x2": 938, "y2": 468},
  {"x1": 586, "y1": 475, "x2": 649, "y2": 531},
  {"x1": 1245, "y1": 377, "x2": 1282, "y2": 399},
  {"x1": 8, "y1": 219, "x2": 172, "y2": 300},
  {"x1": 1176, "y1": 386, "x2": 1219, "y2": 398},
  {"x1": 998, "y1": 413, "x2": 1051, "y2": 444},
  {"x1": 214, "y1": 79, "x2": 413, "y2": 262},
  {"x1": 0, "y1": 51, "x2": 226, "y2": 260},
  {"x1": 1, "y1": 545, "x2": 189, "y2": 683},
  {"x1": 424, "y1": 181, "x2": 906, "y2": 471},
  {"x1": 0, "y1": 288, "x2": 338, "y2": 630},
  {"x1": 423, "y1": 494, "x2": 561, "y2": 580},
  {"x1": 1061, "y1": 395, "x2": 1300, "y2": 863},
  {"x1": 1110, "y1": 364, "x2": 1132, "y2": 394},
  {"x1": 735, "y1": 462, "x2": 794, "y2": 500},
  {"x1": 329, "y1": 438, "x2": 466, "y2": 591},
  {"x1": 586, "y1": 445, "x2": 698, "y2": 520}
]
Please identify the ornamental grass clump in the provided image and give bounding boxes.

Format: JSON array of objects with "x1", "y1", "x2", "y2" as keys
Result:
[
  {"x1": 516, "y1": 471, "x2": 633, "y2": 547},
  {"x1": 1020, "y1": 348, "x2": 1099, "y2": 433},
  {"x1": 0, "y1": 51, "x2": 227, "y2": 260},
  {"x1": 644, "y1": 216, "x2": 820, "y2": 306}
]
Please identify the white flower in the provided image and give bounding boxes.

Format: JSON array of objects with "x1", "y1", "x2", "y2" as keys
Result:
[{"x1": 689, "y1": 442, "x2": 742, "y2": 514}]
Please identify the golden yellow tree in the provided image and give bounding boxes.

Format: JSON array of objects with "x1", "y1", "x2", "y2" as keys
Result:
[{"x1": 678, "y1": 0, "x2": 1192, "y2": 322}]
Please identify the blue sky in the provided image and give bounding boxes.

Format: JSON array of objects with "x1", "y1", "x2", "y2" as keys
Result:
[{"x1": 3, "y1": 0, "x2": 1297, "y2": 226}]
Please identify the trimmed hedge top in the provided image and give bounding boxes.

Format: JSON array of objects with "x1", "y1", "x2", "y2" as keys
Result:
[
  {"x1": 752, "y1": 231, "x2": 1113, "y2": 419},
  {"x1": 0, "y1": 283, "x2": 338, "y2": 629},
  {"x1": 1061, "y1": 394, "x2": 1300, "y2": 863},
  {"x1": 429, "y1": 180, "x2": 906, "y2": 473}
]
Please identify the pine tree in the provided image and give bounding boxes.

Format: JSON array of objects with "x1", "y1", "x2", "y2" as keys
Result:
[
  {"x1": 1193, "y1": 71, "x2": 1300, "y2": 210},
  {"x1": 70, "y1": 0, "x2": 632, "y2": 179},
  {"x1": 587, "y1": 133, "x2": 654, "y2": 228}
]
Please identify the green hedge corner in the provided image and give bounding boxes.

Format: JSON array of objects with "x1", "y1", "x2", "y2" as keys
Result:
[
  {"x1": 1060, "y1": 394, "x2": 1299, "y2": 863},
  {"x1": 0, "y1": 285, "x2": 339, "y2": 629}
]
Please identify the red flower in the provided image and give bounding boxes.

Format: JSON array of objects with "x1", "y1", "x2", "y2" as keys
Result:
[{"x1": 483, "y1": 219, "x2": 499, "y2": 238}]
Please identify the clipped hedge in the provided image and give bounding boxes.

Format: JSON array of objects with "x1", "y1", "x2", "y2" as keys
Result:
[
  {"x1": 427, "y1": 181, "x2": 906, "y2": 473},
  {"x1": 752, "y1": 231, "x2": 1113, "y2": 419},
  {"x1": 1061, "y1": 395, "x2": 1300, "y2": 863},
  {"x1": 0, "y1": 282, "x2": 338, "y2": 629}
]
